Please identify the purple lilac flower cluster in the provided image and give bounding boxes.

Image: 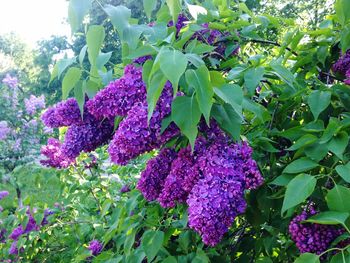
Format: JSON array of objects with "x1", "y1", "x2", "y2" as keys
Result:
[
  {"x1": 2, "y1": 74, "x2": 18, "y2": 89},
  {"x1": 289, "y1": 206, "x2": 344, "y2": 255},
  {"x1": 137, "y1": 148, "x2": 177, "y2": 201},
  {"x1": 86, "y1": 64, "x2": 146, "y2": 119},
  {"x1": 61, "y1": 120, "x2": 113, "y2": 159},
  {"x1": 40, "y1": 138, "x2": 74, "y2": 168},
  {"x1": 0, "y1": 190, "x2": 9, "y2": 200},
  {"x1": 136, "y1": 122, "x2": 262, "y2": 246},
  {"x1": 333, "y1": 50, "x2": 350, "y2": 85},
  {"x1": 158, "y1": 137, "x2": 207, "y2": 208},
  {"x1": 9, "y1": 208, "x2": 53, "y2": 255},
  {"x1": 88, "y1": 239, "x2": 103, "y2": 256},
  {"x1": 108, "y1": 82, "x2": 179, "y2": 165},
  {"x1": 24, "y1": 95, "x2": 46, "y2": 115},
  {"x1": 41, "y1": 98, "x2": 93, "y2": 128},
  {"x1": 168, "y1": 14, "x2": 189, "y2": 37},
  {"x1": 41, "y1": 97, "x2": 114, "y2": 167},
  {"x1": 0, "y1": 121, "x2": 11, "y2": 140}
]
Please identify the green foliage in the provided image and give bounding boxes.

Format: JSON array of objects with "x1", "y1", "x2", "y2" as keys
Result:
[{"x1": 4, "y1": 0, "x2": 350, "y2": 261}]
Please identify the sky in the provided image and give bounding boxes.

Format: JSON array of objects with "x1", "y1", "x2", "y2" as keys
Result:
[{"x1": 0, "y1": 0, "x2": 71, "y2": 47}]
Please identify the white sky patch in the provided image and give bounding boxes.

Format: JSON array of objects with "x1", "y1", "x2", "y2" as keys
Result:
[{"x1": 0, "y1": 0, "x2": 71, "y2": 47}]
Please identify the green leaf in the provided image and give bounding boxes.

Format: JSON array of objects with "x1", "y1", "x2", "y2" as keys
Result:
[
  {"x1": 68, "y1": 0, "x2": 92, "y2": 33},
  {"x1": 328, "y1": 131, "x2": 349, "y2": 159},
  {"x1": 142, "y1": 59, "x2": 153, "y2": 85},
  {"x1": 270, "y1": 60, "x2": 295, "y2": 89},
  {"x1": 320, "y1": 117, "x2": 341, "y2": 144},
  {"x1": 57, "y1": 57, "x2": 77, "y2": 79},
  {"x1": 214, "y1": 84, "x2": 243, "y2": 119},
  {"x1": 162, "y1": 256, "x2": 177, "y2": 263},
  {"x1": 185, "y1": 53, "x2": 205, "y2": 68},
  {"x1": 178, "y1": 231, "x2": 191, "y2": 253},
  {"x1": 244, "y1": 67, "x2": 265, "y2": 95},
  {"x1": 282, "y1": 174, "x2": 316, "y2": 214},
  {"x1": 307, "y1": 90, "x2": 331, "y2": 120},
  {"x1": 305, "y1": 142, "x2": 328, "y2": 162},
  {"x1": 227, "y1": 65, "x2": 247, "y2": 80},
  {"x1": 185, "y1": 2, "x2": 207, "y2": 20},
  {"x1": 147, "y1": 71, "x2": 167, "y2": 121},
  {"x1": 86, "y1": 25, "x2": 105, "y2": 67},
  {"x1": 172, "y1": 96, "x2": 201, "y2": 149},
  {"x1": 287, "y1": 134, "x2": 318, "y2": 151},
  {"x1": 74, "y1": 80, "x2": 85, "y2": 117},
  {"x1": 104, "y1": 5, "x2": 131, "y2": 39},
  {"x1": 282, "y1": 158, "x2": 319, "y2": 174},
  {"x1": 159, "y1": 49, "x2": 188, "y2": 94},
  {"x1": 62, "y1": 67, "x2": 82, "y2": 99},
  {"x1": 166, "y1": 0, "x2": 182, "y2": 23},
  {"x1": 294, "y1": 253, "x2": 320, "y2": 263},
  {"x1": 143, "y1": 0, "x2": 157, "y2": 19},
  {"x1": 336, "y1": 163, "x2": 350, "y2": 183},
  {"x1": 270, "y1": 174, "x2": 295, "y2": 186},
  {"x1": 335, "y1": 0, "x2": 350, "y2": 26},
  {"x1": 185, "y1": 65, "x2": 213, "y2": 124},
  {"x1": 212, "y1": 103, "x2": 242, "y2": 140},
  {"x1": 340, "y1": 26, "x2": 350, "y2": 54},
  {"x1": 141, "y1": 230, "x2": 164, "y2": 262},
  {"x1": 326, "y1": 184, "x2": 350, "y2": 213},
  {"x1": 123, "y1": 25, "x2": 144, "y2": 50},
  {"x1": 96, "y1": 52, "x2": 112, "y2": 70},
  {"x1": 306, "y1": 211, "x2": 350, "y2": 226},
  {"x1": 79, "y1": 45, "x2": 87, "y2": 65}
]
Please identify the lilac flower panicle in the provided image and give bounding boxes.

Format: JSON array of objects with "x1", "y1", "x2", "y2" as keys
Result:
[
  {"x1": 345, "y1": 69, "x2": 350, "y2": 85},
  {"x1": 120, "y1": 185, "x2": 131, "y2": 193},
  {"x1": 86, "y1": 64, "x2": 146, "y2": 119},
  {"x1": 289, "y1": 206, "x2": 344, "y2": 255},
  {"x1": 0, "y1": 190, "x2": 9, "y2": 200},
  {"x1": 187, "y1": 176, "x2": 246, "y2": 246},
  {"x1": 168, "y1": 14, "x2": 189, "y2": 37},
  {"x1": 9, "y1": 241, "x2": 20, "y2": 255},
  {"x1": 40, "y1": 138, "x2": 74, "y2": 168},
  {"x1": 2, "y1": 74, "x2": 18, "y2": 89},
  {"x1": 137, "y1": 148, "x2": 177, "y2": 201},
  {"x1": 333, "y1": 50, "x2": 350, "y2": 75},
  {"x1": 88, "y1": 240, "x2": 103, "y2": 256},
  {"x1": 108, "y1": 82, "x2": 178, "y2": 165},
  {"x1": 24, "y1": 94, "x2": 46, "y2": 115},
  {"x1": 133, "y1": 55, "x2": 152, "y2": 65},
  {"x1": 0, "y1": 121, "x2": 11, "y2": 140},
  {"x1": 61, "y1": 120, "x2": 113, "y2": 159},
  {"x1": 9, "y1": 226, "x2": 24, "y2": 241},
  {"x1": 158, "y1": 138, "x2": 207, "y2": 208},
  {"x1": 41, "y1": 98, "x2": 91, "y2": 128}
]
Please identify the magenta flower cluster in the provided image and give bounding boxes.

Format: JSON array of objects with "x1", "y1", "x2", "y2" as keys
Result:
[
  {"x1": 137, "y1": 128, "x2": 263, "y2": 246},
  {"x1": 40, "y1": 138, "x2": 74, "y2": 168},
  {"x1": 0, "y1": 190, "x2": 9, "y2": 200},
  {"x1": 88, "y1": 239, "x2": 103, "y2": 256},
  {"x1": 86, "y1": 64, "x2": 146, "y2": 118},
  {"x1": 0, "y1": 121, "x2": 11, "y2": 140},
  {"x1": 2, "y1": 74, "x2": 18, "y2": 89},
  {"x1": 9, "y1": 208, "x2": 53, "y2": 255},
  {"x1": 137, "y1": 148, "x2": 177, "y2": 201},
  {"x1": 289, "y1": 206, "x2": 344, "y2": 255},
  {"x1": 24, "y1": 95, "x2": 46, "y2": 115},
  {"x1": 41, "y1": 98, "x2": 92, "y2": 128},
  {"x1": 108, "y1": 81, "x2": 179, "y2": 165},
  {"x1": 41, "y1": 97, "x2": 114, "y2": 167},
  {"x1": 333, "y1": 50, "x2": 350, "y2": 85}
]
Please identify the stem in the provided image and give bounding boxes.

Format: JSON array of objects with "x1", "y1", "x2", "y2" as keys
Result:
[{"x1": 241, "y1": 37, "x2": 299, "y2": 57}]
